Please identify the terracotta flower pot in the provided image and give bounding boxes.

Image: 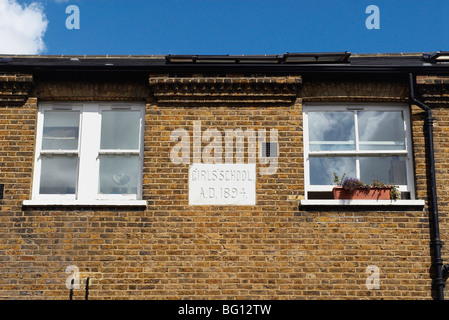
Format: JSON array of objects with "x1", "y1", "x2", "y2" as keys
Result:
[{"x1": 332, "y1": 187, "x2": 391, "y2": 200}]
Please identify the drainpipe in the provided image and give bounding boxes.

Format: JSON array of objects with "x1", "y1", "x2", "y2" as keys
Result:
[{"x1": 409, "y1": 73, "x2": 447, "y2": 300}]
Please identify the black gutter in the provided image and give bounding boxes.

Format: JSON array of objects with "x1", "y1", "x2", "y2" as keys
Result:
[
  {"x1": 3, "y1": 66, "x2": 449, "y2": 81},
  {"x1": 409, "y1": 73, "x2": 446, "y2": 300},
  {"x1": 1, "y1": 63, "x2": 448, "y2": 72},
  {"x1": 2, "y1": 56, "x2": 449, "y2": 75}
]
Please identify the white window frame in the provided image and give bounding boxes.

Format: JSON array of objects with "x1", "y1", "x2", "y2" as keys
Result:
[
  {"x1": 303, "y1": 103, "x2": 416, "y2": 200},
  {"x1": 25, "y1": 102, "x2": 146, "y2": 206}
]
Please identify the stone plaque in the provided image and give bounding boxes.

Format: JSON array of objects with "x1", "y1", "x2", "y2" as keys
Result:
[{"x1": 189, "y1": 163, "x2": 256, "y2": 205}]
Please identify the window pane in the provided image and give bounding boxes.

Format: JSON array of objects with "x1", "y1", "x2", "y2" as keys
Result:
[
  {"x1": 42, "y1": 111, "x2": 79, "y2": 150},
  {"x1": 308, "y1": 112, "x2": 355, "y2": 151},
  {"x1": 100, "y1": 111, "x2": 140, "y2": 150},
  {"x1": 360, "y1": 156, "x2": 407, "y2": 185},
  {"x1": 309, "y1": 157, "x2": 356, "y2": 185},
  {"x1": 358, "y1": 111, "x2": 406, "y2": 150},
  {"x1": 99, "y1": 155, "x2": 139, "y2": 194},
  {"x1": 40, "y1": 155, "x2": 78, "y2": 194}
]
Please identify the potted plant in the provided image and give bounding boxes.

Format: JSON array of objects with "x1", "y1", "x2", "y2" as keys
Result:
[{"x1": 332, "y1": 173, "x2": 400, "y2": 200}]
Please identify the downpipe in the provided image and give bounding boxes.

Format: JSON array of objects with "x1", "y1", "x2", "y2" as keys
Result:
[{"x1": 409, "y1": 73, "x2": 448, "y2": 300}]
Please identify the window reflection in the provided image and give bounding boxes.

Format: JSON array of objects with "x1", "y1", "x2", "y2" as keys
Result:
[
  {"x1": 358, "y1": 111, "x2": 405, "y2": 150},
  {"x1": 308, "y1": 112, "x2": 355, "y2": 151},
  {"x1": 305, "y1": 106, "x2": 411, "y2": 194},
  {"x1": 42, "y1": 111, "x2": 79, "y2": 150},
  {"x1": 360, "y1": 156, "x2": 407, "y2": 185},
  {"x1": 40, "y1": 155, "x2": 78, "y2": 194},
  {"x1": 99, "y1": 155, "x2": 139, "y2": 194},
  {"x1": 310, "y1": 157, "x2": 356, "y2": 185},
  {"x1": 100, "y1": 111, "x2": 140, "y2": 150}
]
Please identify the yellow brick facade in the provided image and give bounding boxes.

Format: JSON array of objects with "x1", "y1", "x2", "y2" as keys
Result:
[{"x1": 0, "y1": 60, "x2": 448, "y2": 300}]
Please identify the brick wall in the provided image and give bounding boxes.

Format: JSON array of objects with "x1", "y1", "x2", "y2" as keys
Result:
[{"x1": 0, "y1": 73, "x2": 446, "y2": 299}]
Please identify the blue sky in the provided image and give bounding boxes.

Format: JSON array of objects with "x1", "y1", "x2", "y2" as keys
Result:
[{"x1": 7, "y1": 0, "x2": 449, "y2": 55}]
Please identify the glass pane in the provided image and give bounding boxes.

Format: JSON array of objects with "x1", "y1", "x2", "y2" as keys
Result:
[
  {"x1": 99, "y1": 155, "x2": 139, "y2": 194},
  {"x1": 308, "y1": 111, "x2": 355, "y2": 151},
  {"x1": 309, "y1": 157, "x2": 356, "y2": 185},
  {"x1": 360, "y1": 156, "x2": 407, "y2": 185},
  {"x1": 42, "y1": 111, "x2": 79, "y2": 150},
  {"x1": 100, "y1": 111, "x2": 140, "y2": 150},
  {"x1": 358, "y1": 111, "x2": 406, "y2": 150},
  {"x1": 39, "y1": 155, "x2": 78, "y2": 194}
]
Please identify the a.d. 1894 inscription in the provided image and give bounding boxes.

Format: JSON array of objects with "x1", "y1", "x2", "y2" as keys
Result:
[{"x1": 189, "y1": 163, "x2": 256, "y2": 205}]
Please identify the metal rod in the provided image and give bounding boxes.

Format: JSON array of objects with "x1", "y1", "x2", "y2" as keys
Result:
[
  {"x1": 85, "y1": 277, "x2": 90, "y2": 300},
  {"x1": 69, "y1": 278, "x2": 74, "y2": 300}
]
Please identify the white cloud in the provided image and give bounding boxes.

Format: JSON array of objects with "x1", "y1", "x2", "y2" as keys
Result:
[{"x1": 0, "y1": 0, "x2": 48, "y2": 54}]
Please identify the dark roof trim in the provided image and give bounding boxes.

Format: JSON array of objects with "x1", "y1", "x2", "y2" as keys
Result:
[
  {"x1": 1, "y1": 52, "x2": 449, "y2": 75},
  {"x1": 422, "y1": 51, "x2": 449, "y2": 63},
  {"x1": 166, "y1": 54, "x2": 283, "y2": 64},
  {"x1": 283, "y1": 52, "x2": 351, "y2": 63},
  {"x1": 166, "y1": 52, "x2": 351, "y2": 64}
]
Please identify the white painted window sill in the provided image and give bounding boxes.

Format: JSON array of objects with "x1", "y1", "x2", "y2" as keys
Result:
[
  {"x1": 299, "y1": 199, "x2": 425, "y2": 207},
  {"x1": 22, "y1": 200, "x2": 147, "y2": 207}
]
